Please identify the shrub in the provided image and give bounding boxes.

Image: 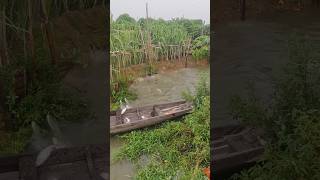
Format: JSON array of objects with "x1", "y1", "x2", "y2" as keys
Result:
[{"x1": 230, "y1": 33, "x2": 320, "y2": 179}]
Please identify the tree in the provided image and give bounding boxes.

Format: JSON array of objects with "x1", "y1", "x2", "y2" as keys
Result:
[{"x1": 116, "y1": 13, "x2": 136, "y2": 24}]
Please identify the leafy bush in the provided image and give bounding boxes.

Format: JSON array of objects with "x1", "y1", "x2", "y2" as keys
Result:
[
  {"x1": 230, "y1": 33, "x2": 320, "y2": 179},
  {"x1": 192, "y1": 35, "x2": 209, "y2": 60},
  {"x1": 110, "y1": 74, "x2": 137, "y2": 111},
  {"x1": 0, "y1": 127, "x2": 32, "y2": 155},
  {"x1": 232, "y1": 110, "x2": 320, "y2": 180},
  {"x1": 144, "y1": 64, "x2": 158, "y2": 76},
  {"x1": 182, "y1": 73, "x2": 210, "y2": 109}
]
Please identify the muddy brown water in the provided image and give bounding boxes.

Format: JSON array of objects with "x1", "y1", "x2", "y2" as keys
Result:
[{"x1": 213, "y1": 9, "x2": 320, "y2": 127}]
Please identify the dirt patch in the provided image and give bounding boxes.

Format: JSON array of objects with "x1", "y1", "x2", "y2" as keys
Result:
[{"x1": 119, "y1": 58, "x2": 208, "y2": 84}]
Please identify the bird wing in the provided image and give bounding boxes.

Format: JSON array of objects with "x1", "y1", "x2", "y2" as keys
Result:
[
  {"x1": 36, "y1": 145, "x2": 56, "y2": 167},
  {"x1": 47, "y1": 114, "x2": 63, "y2": 138},
  {"x1": 121, "y1": 107, "x2": 127, "y2": 114}
]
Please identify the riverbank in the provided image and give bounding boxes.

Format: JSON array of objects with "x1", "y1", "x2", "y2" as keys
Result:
[
  {"x1": 110, "y1": 64, "x2": 209, "y2": 179},
  {"x1": 111, "y1": 58, "x2": 208, "y2": 110},
  {"x1": 111, "y1": 72, "x2": 210, "y2": 179}
]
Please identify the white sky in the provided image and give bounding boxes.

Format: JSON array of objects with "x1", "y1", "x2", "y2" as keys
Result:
[{"x1": 110, "y1": 0, "x2": 210, "y2": 24}]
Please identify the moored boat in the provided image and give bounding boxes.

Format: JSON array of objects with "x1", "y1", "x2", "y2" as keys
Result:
[
  {"x1": 212, "y1": 125, "x2": 266, "y2": 176},
  {"x1": 110, "y1": 100, "x2": 193, "y2": 135},
  {"x1": 0, "y1": 144, "x2": 108, "y2": 180}
]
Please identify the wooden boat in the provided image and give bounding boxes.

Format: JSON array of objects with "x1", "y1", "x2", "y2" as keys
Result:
[
  {"x1": 0, "y1": 125, "x2": 265, "y2": 179},
  {"x1": 212, "y1": 125, "x2": 266, "y2": 176},
  {"x1": 0, "y1": 144, "x2": 108, "y2": 180},
  {"x1": 110, "y1": 100, "x2": 193, "y2": 135}
]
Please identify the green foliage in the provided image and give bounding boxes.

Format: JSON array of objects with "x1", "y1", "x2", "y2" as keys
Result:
[
  {"x1": 230, "y1": 34, "x2": 320, "y2": 179},
  {"x1": 116, "y1": 14, "x2": 136, "y2": 24},
  {"x1": 115, "y1": 78, "x2": 210, "y2": 179},
  {"x1": 110, "y1": 74, "x2": 137, "y2": 111},
  {"x1": 144, "y1": 64, "x2": 157, "y2": 76},
  {"x1": 232, "y1": 110, "x2": 320, "y2": 180},
  {"x1": 13, "y1": 86, "x2": 89, "y2": 128},
  {"x1": 0, "y1": 127, "x2": 32, "y2": 155},
  {"x1": 192, "y1": 36, "x2": 210, "y2": 60},
  {"x1": 182, "y1": 73, "x2": 210, "y2": 109},
  {"x1": 229, "y1": 82, "x2": 267, "y2": 128},
  {"x1": 110, "y1": 14, "x2": 209, "y2": 112},
  {"x1": 172, "y1": 18, "x2": 207, "y2": 40},
  {"x1": 110, "y1": 14, "x2": 210, "y2": 85}
]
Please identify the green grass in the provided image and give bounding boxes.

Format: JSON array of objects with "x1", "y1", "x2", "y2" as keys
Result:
[{"x1": 0, "y1": 127, "x2": 32, "y2": 155}]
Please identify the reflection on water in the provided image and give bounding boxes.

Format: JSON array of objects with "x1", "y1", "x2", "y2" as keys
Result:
[{"x1": 110, "y1": 67, "x2": 209, "y2": 179}]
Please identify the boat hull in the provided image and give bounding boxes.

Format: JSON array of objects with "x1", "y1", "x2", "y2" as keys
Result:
[{"x1": 110, "y1": 101, "x2": 193, "y2": 135}]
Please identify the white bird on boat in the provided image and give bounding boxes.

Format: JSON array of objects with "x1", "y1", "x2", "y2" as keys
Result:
[
  {"x1": 35, "y1": 114, "x2": 70, "y2": 167},
  {"x1": 124, "y1": 117, "x2": 131, "y2": 123},
  {"x1": 36, "y1": 144, "x2": 56, "y2": 167},
  {"x1": 120, "y1": 99, "x2": 131, "y2": 115},
  {"x1": 120, "y1": 100, "x2": 127, "y2": 114},
  {"x1": 124, "y1": 98, "x2": 130, "y2": 108},
  {"x1": 29, "y1": 121, "x2": 51, "y2": 153}
]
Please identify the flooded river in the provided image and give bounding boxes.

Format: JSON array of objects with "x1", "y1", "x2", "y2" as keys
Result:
[{"x1": 110, "y1": 67, "x2": 209, "y2": 180}]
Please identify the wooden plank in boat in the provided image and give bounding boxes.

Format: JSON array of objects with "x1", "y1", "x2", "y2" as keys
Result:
[
  {"x1": 17, "y1": 144, "x2": 108, "y2": 180},
  {"x1": 110, "y1": 107, "x2": 192, "y2": 135},
  {"x1": 212, "y1": 146, "x2": 264, "y2": 173},
  {"x1": 110, "y1": 100, "x2": 187, "y2": 115}
]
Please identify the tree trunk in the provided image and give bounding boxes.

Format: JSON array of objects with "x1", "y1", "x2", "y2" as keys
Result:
[
  {"x1": 64, "y1": 0, "x2": 69, "y2": 12},
  {"x1": 0, "y1": 7, "x2": 8, "y2": 67},
  {"x1": 40, "y1": 0, "x2": 57, "y2": 64},
  {"x1": 241, "y1": 0, "x2": 246, "y2": 21},
  {"x1": 27, "y1": 0, "x2": 35, "y2": 64}
]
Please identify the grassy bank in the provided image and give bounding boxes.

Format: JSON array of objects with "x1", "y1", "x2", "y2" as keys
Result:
[{"x1": 114, "y1": 75, "x2": 210, "y2": 179}]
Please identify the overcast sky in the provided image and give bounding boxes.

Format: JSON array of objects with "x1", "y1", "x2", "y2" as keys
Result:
[{"x1": 111, "y1": 0, "x2": 210, "y2": 24}]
